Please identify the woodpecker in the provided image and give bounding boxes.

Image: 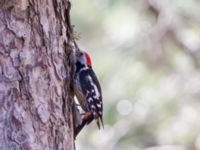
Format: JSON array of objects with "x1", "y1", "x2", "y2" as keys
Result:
[{"x1": 73, "y1": 42, "x2": 103, "y2": 137}]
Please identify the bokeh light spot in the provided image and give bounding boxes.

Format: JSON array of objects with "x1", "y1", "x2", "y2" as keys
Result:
[{"x1": 117, "y1": 99, "x2": 133, "y2": 115}]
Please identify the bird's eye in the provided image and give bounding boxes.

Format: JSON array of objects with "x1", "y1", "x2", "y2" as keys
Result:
[{"x1": 76, "y1": 51, "x2": 83, "y2": 57}]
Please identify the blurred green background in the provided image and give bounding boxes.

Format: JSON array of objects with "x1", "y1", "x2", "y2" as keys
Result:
[{"x1": 71, "y1": 0, "x2": 200, "y2": 150}]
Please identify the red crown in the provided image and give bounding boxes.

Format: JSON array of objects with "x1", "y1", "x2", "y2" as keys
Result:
[{"x1": 84, "y1": 52, "x2": 92, "y2": 66}]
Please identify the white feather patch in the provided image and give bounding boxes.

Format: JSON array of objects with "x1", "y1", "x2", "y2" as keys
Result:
[{"x1": 87, "y1": 76, "x2": 100, "y2": 99}]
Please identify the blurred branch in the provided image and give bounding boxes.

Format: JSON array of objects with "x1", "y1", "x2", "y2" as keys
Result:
[
  {"x1": 145, "y1": 0, "x2": 200, "y2": 68},
  {"x1": 145, "y1": 145, "x2": 187, "y2": 150}
]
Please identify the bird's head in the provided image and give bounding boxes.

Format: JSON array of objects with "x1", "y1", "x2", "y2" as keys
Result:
[{"x1": 76, "y1": 50, "x2": 92, "y2": 67}]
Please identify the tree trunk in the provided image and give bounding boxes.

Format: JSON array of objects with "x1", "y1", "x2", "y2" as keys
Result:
[{"x1": 0, "y1": 0, "x2": 75, "y2": 149}]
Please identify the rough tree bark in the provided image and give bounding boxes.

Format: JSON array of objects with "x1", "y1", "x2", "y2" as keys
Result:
[{"x1": 0, "y1": 0, "x2": 75, "y2": 150}]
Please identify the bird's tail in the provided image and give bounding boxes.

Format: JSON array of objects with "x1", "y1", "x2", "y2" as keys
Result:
[{"x1": 96, "y1": 116, "x2": 104, "y2": 129}]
